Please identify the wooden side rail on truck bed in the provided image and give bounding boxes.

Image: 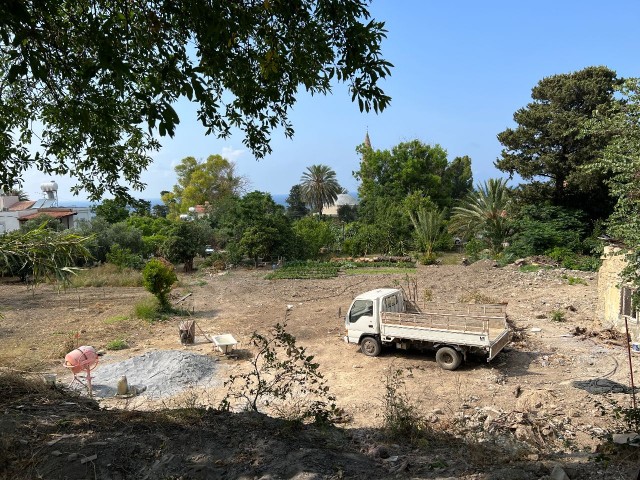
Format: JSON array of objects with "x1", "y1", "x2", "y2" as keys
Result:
[{"x1": 381, "y1": 303, "x2": 507, "y2": 341}]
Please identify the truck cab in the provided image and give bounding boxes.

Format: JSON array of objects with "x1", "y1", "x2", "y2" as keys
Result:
[{"x1": 345, "y1": 288, "x2": 404, "y2": 347}]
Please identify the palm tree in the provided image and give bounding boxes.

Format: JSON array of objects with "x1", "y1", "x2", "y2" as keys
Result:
[
  {"x1": 299, "y1": 164, "x2": 341, "y2": 214},
  {"x1": 409, "y1": 206, "x2": 447, "y2": 262},
  {"x1": 449, "y1": 178, "x2": 511, "y2": 254}
]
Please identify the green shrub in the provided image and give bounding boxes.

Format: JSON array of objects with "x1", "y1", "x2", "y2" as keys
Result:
[
  {"x1": 142, "y1": 258, "x2": 177, "y2": 310},
  {"x1": 418, "y1": 252, "x2": 437, "y2": 265},
  {"x1": 551, "y1": 310, "x2": 566, "y2": 322},
  {"x1": 506, "y1": 204, "x2": 585, "y2": 258},
  {"x1": 382, "y1": 368, "x2": 429, "y2": 443},
  {"x1": 106, "y1": 244, "x2": 144, "y2": 270},
  {"x1": 546, "y1": 247, "x2": 600, "y2": 271},
  {"x1": 106, "y1": 339, "x2": 128, "y2": 350},
  {"x1": 464, "y1": 238, "x2": 487, "y2": 262},
  {"x1": 134, "y1": 297, "x2": 162, "y2": 321}
]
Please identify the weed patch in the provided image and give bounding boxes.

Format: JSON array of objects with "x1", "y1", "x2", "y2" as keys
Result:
[
  {"x1": 134, "y1": 297, "x2": 163, "y2": 321},
  {"x1": 104, "y1": 315, "x2": 128, "y2": 324},
  {"x1": 519, "y1": 264, "x2": 549, "y2": 273},
  {"x1": 562, "y1": 274, "x2": 587, "y2": 285},
  {"x1": 382, "y1": 368, "x2": 430, "y2": 444},
  {"x1": 71, "y1": 264, "x2": 142, "y2": 287},
  {"x1": 105, "y1": 339, "x2": 128, "y2": 350},
  {"x1": 458, "y1": 291, "x2": 498, "y2": 304}
]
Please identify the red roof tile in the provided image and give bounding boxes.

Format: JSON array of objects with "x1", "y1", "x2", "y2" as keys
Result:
[
  {"x1": 18, "y1": 210, "x2": 76, "y2": 221},
  {"x1": 7, "y1": 200, "x2": 36, "y2": 211}
]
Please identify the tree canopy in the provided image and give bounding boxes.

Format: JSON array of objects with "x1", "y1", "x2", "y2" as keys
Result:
[
  {"x1": 0, "y1": 0, "x2": 391, "y2": 199},
  {"x1": 355, "y1": 140, "x2": 472, "y2": 212},
  {"x1": 300, "y1": 164, "x2": 342, "y2": 214},
  {"x1": 285, "y1": 184, "x2": 309, "y2": 220},
  {"x1": 161, "y1": 155, "x2": 246, "y2": 217},
  {"x1": 496, "y1": 66, "x2": 621, "y2": 218},
  {"x1": 449, "y1": 178, "x2": 512, "y2": 255},
  {"x1": 590, "y1": 78, "x2": 640, "y2": 283}
]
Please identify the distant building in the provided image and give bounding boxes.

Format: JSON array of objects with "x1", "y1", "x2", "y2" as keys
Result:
[
  {"x1": 183, "y1": 202, "x2": 210, "y2": 220},
  {"x1": 0, "y1": 181, "x2": 93, "y2": 233},
  {"x1": 322, "y1": 193, "x2": 358, "y2": 217}
]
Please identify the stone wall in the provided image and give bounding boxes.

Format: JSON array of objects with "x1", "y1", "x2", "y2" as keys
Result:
[
  {"x1": 597, "y1": 246, "x2": 625, "y2": 328},
  {"x1": 597, "y1": 246, "x2": 640, "y2": 340}
]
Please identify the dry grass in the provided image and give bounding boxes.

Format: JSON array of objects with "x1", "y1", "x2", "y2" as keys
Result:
[
  {"x1": 71, "y1": 263, "x2": 142, "y2": 287},
  {"x1": 458, "y1": 290, "x2": 499, "y2": 304}
]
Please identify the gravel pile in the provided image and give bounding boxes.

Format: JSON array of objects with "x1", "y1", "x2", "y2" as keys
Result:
[{"x1": 90, "y1": 350, "x2": 219, "y2": 399}]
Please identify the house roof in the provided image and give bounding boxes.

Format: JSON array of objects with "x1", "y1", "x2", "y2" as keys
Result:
[
  {"x1": 334, "y1": 193, "x2": 358, "y2": 206},
  {"x1": 18, "y1": 210, "x2": 76, "y2": 221},
  {"x1": 7, "y1": 200, "x2": 36, "y2": 211}
]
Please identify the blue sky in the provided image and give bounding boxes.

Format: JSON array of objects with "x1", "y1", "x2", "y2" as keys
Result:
[{"x1": 22, "y1": 0, "x2": 640, "y2": 202}]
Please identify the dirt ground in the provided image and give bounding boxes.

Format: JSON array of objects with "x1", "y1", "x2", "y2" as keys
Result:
[{"x1": 2, "y1": 261, "x2": 640, "y2": 479}]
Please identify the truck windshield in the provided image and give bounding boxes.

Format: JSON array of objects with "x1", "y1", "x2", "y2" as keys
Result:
[{"x1": 349, "y1": 300, "x2": 373, "y2": 322}]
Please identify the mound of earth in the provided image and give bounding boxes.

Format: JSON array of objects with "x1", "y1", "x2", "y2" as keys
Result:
[{"x1": 89, "y1": 350, "x2": 220, "y2": 399}]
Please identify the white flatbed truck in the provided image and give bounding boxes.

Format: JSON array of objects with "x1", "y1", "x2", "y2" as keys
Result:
[{"x1": 344, "y1": 288, "x2": 511, "y2": 370}]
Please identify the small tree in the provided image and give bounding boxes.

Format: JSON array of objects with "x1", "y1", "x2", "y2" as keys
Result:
[
  {"x1": 142, "y1": 258, "x2": 177, "y2": 310},
  {"x1": 449, "y1": 178, "x2": 512, "y2": 255},
  {"x1": 161, "y1": 220, "x2": 212, "y2": 272},
  {"x1": 285, "y1": 184, "x2": 309, "y2": 220},
  {"x1": 220, "y1": 318, "x2": 340, "y2": 424},
  {"x1": 409, "y1": 206, "x2": 447, "y2": 264}
]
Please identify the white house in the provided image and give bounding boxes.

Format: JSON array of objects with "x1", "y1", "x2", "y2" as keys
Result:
[
  {"x1": 0, "y1": 181, "x2": 93, "y2": 233},
  {"x1": 322, "y1": 193, "x2": 358, "y2": 217}
]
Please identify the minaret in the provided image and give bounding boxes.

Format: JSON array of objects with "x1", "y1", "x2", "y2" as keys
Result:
[{"x1": 364, "y1": 130, "x2": 372, "y2": 149}]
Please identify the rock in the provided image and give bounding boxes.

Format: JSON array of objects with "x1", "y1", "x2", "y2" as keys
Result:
[
  {"x1": 612, "y1": 433, "x2": 640, "y2": 445},
  {"x1": 368, "y1": 445, "x2": 390, "y2": 459},
  {"x1": 550, "y1": 464, "x2": 570, "y2": 480},
  {"x1": 67, "y1": 453, "x2": 79, "y2": 461}
]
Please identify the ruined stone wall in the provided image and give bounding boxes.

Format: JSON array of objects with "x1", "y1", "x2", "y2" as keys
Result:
[{"x1": 596, "y1": 246, "x2": 625, "y2": 328}]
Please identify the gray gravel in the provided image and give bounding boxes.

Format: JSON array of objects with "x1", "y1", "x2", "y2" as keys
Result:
[{"x1": 89, "y1": 350, "x2": 219, "y2": 399}]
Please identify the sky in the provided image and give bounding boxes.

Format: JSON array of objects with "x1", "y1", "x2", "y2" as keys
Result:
[{"x1": 20, "y1": 0, "x2": 640, "y2": 203}]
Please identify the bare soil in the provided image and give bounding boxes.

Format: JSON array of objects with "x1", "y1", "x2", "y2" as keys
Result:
[{"x1": 1, "y1": 262, "x2": 640, "y2": 479}]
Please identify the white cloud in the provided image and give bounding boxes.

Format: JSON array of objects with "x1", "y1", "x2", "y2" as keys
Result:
[{"x1": 221, "y1": 146, "x2": 245, "y2": 162}]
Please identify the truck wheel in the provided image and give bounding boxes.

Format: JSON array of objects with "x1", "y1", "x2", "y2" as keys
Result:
[
  {"x1": 436, "y1": 347, "x2": 462, "y2": 370},
  {"x1": 361, "y1": 337, "x2": 381, "y2": 357}
]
